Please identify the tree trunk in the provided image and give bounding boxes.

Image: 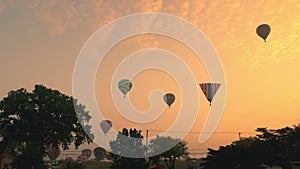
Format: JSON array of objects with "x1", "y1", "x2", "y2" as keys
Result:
[
  {"x1": 164, "y1": 157, "x2": 171, "y2": 169},
  {"x1": 0, "y1": 144, "x2": 4, "y2": 169},
  {"x1": 170, "y1": 158, "x2": 176, "y2": 169}
]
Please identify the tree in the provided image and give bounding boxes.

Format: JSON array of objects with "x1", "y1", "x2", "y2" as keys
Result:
[
  {"x1": 60, "y1": 160, "x2": 86, "y2": 169},
  {"x1": 201, "y1": 137, "x2": 265, "y2": 169},
  {"x1": 255, "y1": 127, "x2": 298, "y2": 169},
  {"x1": 149, "y1": 136, "x2": 189, "y2": 169},
  {"x1": 201, "y1": 125, "x2": 300, "y2": 169},
  {"x1": 109, "y1": 128, "x2": 149, "y2": 169},
  {"x1": 0, "y1": 85, "x2": 93, "y2": 168}
]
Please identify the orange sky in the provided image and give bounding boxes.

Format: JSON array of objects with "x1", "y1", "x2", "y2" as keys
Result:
[{"x1": 1, "y1": 0, "x2": 300, "y2": 157}]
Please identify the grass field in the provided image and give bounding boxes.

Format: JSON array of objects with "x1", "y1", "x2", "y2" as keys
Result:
[{"x1": 55, "y1": 159, "x2": 202, "y2": 169}]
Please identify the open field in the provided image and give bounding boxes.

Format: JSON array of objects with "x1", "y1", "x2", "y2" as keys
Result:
[{"x1": 52, "y1": 159, "x2": 202, "y2": 169}]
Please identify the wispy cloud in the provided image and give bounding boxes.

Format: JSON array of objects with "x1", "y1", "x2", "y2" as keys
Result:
[
  {"x1": 0, "y1": 1, "x2": 4, "y2": 12},
  {"x1": 23, "y1": 0, "x2": 163, "y2": 35},
  {"x1": 175, "y1": 0, "x2": 300, "y2": 70},
  {"x1": 1, "y1": 0, "x2": 299, "y2": 68},
  {"x1": 28, "y1": 0, "x2": 82, "y2": 35}
]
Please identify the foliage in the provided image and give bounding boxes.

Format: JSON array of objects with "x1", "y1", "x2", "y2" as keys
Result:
[
  {"x1": 149, "y1": 136, "x2": 189, "y2": 169},
  {"x1": 11, "y1": 141, "x2": 47, "y2": 169},
  {"x1": 201, "y1": 137, "x2": 265, "y2": 169},
  {"x1": 59, "y1": 160, "x2": 86, "y2": 169},
  {"x1": 201, "y1": 125, "x2": 300, "y2": 169},
  {"x1": 0, "y1": 85, "x2": 93, "y2": 168},
  {"x1": 109, "y1": 128, "x2": 189, "y2": 169},
  {"x1": 109, "y1": 128, "x2": 149, "y2": 169}
]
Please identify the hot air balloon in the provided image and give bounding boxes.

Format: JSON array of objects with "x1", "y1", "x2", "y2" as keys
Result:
[
  {"x1": 94, "y1": 147, "x2": 106, "y2": 162},
  {"x1": 118, "y1": 79, "x2": 133, "y2": 97},
  {"x1": 256, "y1": 24, "x2": 271, "y2": 42},
  {"x1": 163, "y1": 93, "x2": 175, "y2": 108},
  {"x1": 199, "y1": 83, "x2": 221, "y2": 106},
  {"x1": 77, "y1": 154, "x2": 85, "y2": 161},
  {"x1": 100, "y1": 120, "x2": 112, "y2": 136},
  {"x1": 81, "y1": 149, "x2": 92, "y2": 160},
  {"x1": 46, "y1": 144, "x2": 61, "y2": 161}
]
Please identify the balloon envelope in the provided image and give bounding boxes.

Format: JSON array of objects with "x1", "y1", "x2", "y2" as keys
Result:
[
  {"x1": 256, "y1": 24, "x2": 271, "y2": 42},
  {"x1": 46, "y1": 145, "x2": 61, "y2": 161},
  {"x1": 77, "y1": 154, "x2": 85, "y2": 161},
  {"x1": 163, "y1": 93, "x2": 175, "y2": 108},
  {"x1": 81, "y1": 149, "x2": 92, "y2": 159},
  {"x1": 118, "y1": 79, "x2": 133, "y2": 97},
  {"x1": 199, "y1": 83, "x2": 221, "y2": 106},
  {"x1": 94, "y1": 147, "x2": 106, "y2": 161},
  {"x1": 100, "y1": 120, "x2": 112, "y2": 135}
]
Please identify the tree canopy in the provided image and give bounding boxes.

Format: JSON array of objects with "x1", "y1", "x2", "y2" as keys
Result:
[
  {"x1": 109, "y1": 128, "x2": 189, "y2": 169},
  {"x1": 149, "y1": 136, "x2": 189, "y2": 169},
  {"x1": 109, "y1": 128, "x2": 148, "y2": 169},
  {"x1": 201, "y1": 125, "x2": 300, "y2": 169},
  {"x1": 0, "y1": 85, "x2": 93, "y2": 168}
]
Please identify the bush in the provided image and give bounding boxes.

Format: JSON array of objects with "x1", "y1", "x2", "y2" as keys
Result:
[{"x1": 60, "y1": 161, "x2": 86, "y2": 169}]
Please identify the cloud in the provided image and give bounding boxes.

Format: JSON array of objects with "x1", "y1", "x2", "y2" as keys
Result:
[
  {"x1": 16, "y1": 1, "x2": 194, "y2": 35},
  {"x1": 172, "y1": 0, "x2": 300, "y2": 70},
  {"x1": 28, "y1": 0, "x2": 82, "y2": 35},
  {"x1": 237, "y1": 1, "x2": 300, "y2": 70},
  {"x1": 24, "y1": 0, "x2": 162, "y2": 35},
  {"x1": 3, "y1": 0, "x2": 298, "y2": 68},
  {"x1": 0, "y1": 1, "x2": 4, "y2": 12}
]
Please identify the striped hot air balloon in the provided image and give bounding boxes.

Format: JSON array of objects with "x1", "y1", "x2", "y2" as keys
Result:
[
  {"x1": 118, "y1": 79, "x2": 133, "y2": 97},
  {"x1": 199, "y1": 83, "x2": 221, "y2": 106},
  {"x1": 81, "y1": 149, "x2": 92, "y2": 160}
]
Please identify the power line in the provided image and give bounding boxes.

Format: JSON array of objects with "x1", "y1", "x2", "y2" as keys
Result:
[
  {"x1": 93, "y1": 130, "x2": 256, "y2": 135},
  {"x1": 1, "y1": 130, "x2": 257, "y2": 136}
]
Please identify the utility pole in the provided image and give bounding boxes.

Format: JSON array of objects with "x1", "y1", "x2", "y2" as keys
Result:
[
  {"x1": 145, "y1": 130, "x2": 149, "y2": 159},
  {"x1": 238, "y1": 132, "x2": 241, "y2": 140},
  {"x1": 146, "y1": 130, "x2": 149, "y2": 147}
]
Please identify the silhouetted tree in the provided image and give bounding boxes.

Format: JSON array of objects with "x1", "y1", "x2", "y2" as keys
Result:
[
  {"x1": 109, "y1": 128, "x2": 148, "y2": 169},
  {"x1": 255, "y1": 126, "x2": 298, "y2": 169},
  {"x1": 201, "y1": 137, "x2": 266, "y2": 169},
  {"x1": 201, "y1": 125, "x2": 300, "y2": 169},
  {"x1": 60, "y1": 160, "x2": 86, "y2": 169},
  {"x1": 149, "y1": 136, "x2": 189, "y2": 169},
  {"x1": 0, "y1": 85, "x2": 93, "y2": 169}
]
